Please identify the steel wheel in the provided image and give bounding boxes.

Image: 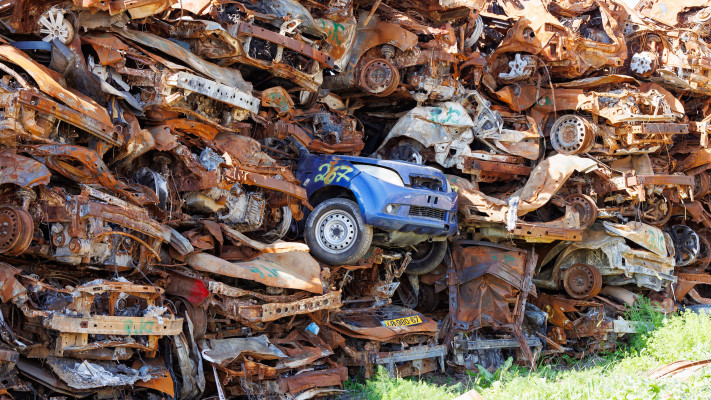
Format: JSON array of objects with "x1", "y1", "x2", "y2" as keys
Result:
[
  {"x1": 550, "y1": 115, "x2": 594, "y2": 155},
  {"x1": 358, "y1": 58, "x2": 399, "y2": 96},
  {"x1": 0, "y1": 206, "x2": 34, "y2": 256},
  {"x1": 37, "y1": 8, "x2": 74, "y2": 44},
  {"x1": 315, "y1": 209, "x2": 358, "y2": 254},
  {"x1": 563, "y1": 263, "x2": 602, "y2": 299},
  {"x1": 694, "y1": 171, "x2": 711, "y2": 198},
  {"x1": 565, "y1": 194, "x2": 597, "y2": 228},
  {"x1": 305, "y1": 198, "x2": 373, "y2": 265}
]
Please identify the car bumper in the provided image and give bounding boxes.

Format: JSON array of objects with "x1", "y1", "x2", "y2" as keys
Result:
[{"x1": 350, "y1": 173, "x2": 458, "y2": 238}]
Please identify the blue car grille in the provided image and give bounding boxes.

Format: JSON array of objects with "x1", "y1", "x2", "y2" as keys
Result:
[
  {"x1": 408, "y1": 206, "x2": 446, "y2": 221},
  {"x1": 410, "y1": 175, "x2": 445, "y2": 192}
]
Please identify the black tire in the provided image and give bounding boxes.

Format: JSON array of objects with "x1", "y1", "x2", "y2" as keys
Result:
[
  {"x1": 406, "y1": 240, "x2": 448, "y2": 275},
  {"x1": 304, "y1": 198, "x2": 373, "y2": 265}
]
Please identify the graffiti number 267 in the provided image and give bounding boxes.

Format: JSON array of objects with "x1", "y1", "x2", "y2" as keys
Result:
[{"x1": 314, "y1": 164, "x2": 353, "y2": 184}]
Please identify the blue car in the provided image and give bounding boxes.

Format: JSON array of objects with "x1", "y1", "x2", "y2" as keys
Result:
[{"x1": 295, "y1": 150, "x2": 458, "y2": 274}]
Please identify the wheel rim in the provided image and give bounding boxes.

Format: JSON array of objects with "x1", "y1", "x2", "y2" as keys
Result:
[
  {"x1": 671, "y1": 225, "x2": 700, "y2": 267},
  {"x1": 563, "y1": 263, "x2": 602, "y2": 299},
  {"x1": 694, "y1": 171, "x2": 711, "y2": 198},
  {"x1": 694, "y1": 7, "x2": 711, "y2": 22},
  {"x1": 315, "y1": 209, "x2": 357, "y2": 254},
  {"x1": 565, "y1": 194, "x2": 597, "y2": 228},
  {"x1": 550, "y1": 115, "x2": 594, "y2": 155},
  {"x1": 390, "y1": 145, "x2": 424, "y2": 165},
  {"x1": 38, "y1": 8, "x2": 74, "y2": 44},
  {"x1": 0, "y1": 206, "x2": 34, "y2": 256},
  {"x1": 359, "y1": 58, "x2": 399, "y2": 96}
]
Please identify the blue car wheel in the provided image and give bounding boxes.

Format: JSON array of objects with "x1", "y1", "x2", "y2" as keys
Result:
[{"x1": 304, "y1": 198, "x2": 373, "y2": 265}]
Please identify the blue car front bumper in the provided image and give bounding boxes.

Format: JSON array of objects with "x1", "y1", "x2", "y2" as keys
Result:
[{"x1": 349, "y1": 172, "x2": 458, "y2": 238}]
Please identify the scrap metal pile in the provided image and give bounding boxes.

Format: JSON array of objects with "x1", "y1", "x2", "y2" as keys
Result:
[{"x1": 0, "y1": 0, "x2": 711, "y2": 398}]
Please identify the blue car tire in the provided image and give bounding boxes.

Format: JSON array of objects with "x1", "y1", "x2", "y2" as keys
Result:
[{"x1": 305, "y1": 198, "x2": 373, "y2": 265}]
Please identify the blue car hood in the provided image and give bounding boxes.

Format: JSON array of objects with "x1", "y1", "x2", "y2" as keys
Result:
[{"x1": 333, "y1": 155, "x2": 447, "y2": 186}]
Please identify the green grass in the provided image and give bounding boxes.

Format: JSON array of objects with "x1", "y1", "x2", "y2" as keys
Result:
[
  {"x1": 343, "y1": 301, "x2": 711, "y2": 400},
  {"x1": 343, "y1": 370, "x2": 466, "y2": 400}
]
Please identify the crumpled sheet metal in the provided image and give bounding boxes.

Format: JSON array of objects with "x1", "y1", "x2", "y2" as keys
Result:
[
  {"x1": 201, "y1": 335, "x2": 287, "y2": 366},
  {"x1": 531, "y1": 292, "x2": 599, "y2": 330},
  {"x1": 279, "y1": 365, "x2": 348, "y2": 395},
  {"x1": 166, "y1": 18, "x2": 337, "y2": 92},
  {"x1": 376, "y1": 101, "x2": 475, "y2": 169},
  {"x1": 116, "y1": 29, "x2": 252, "y2": 93},
  {"x1": 24, "y1": 144, "x2": 160, "y2": 206},
  {"x1": 466, "y1": 91, "x2": 541, "y2": 161},
  {"x1": 75, "y1": 0, "x2": 176, "y2": 18},
  {"x1": 531, "y1": 292, "x2": 639, "y2": 358},
  {"x1": 447, "y1": 241, "x2": 537, "y2": 364},
  {"x1": 490, "y1": 0, "x2": 628, "y2": 80},
  {"x1": 537, "y1": 222, "x2": 677, "y2": 292},
  {"x1": 186, "y1": 251, "x2": 324, "y2": 294},
  {"x1": 45, "y1": 357, "x2": 170, "y2": 390},
  {"x1": 201, "y1": 330, "x2": 346, "y2": 396},
  {"x1": 0, "y1": 150, "x2": 51, "y2": 188},
  {"x1": 0, "y1": 45, "x2": 116, "y2": 129},
  {"x1": 0, "y1": 262, "x2": 26, "y2": 304},
  {"x1": 451, "y1": 154, "x2": 597, "y2": 222},
  {"x1": 328, "y1": 305, "x2": 438, "y2": 342},
  {"x1": 635, "y1": 0, "x2": 711, "y2": 27},
  {"x1": 2, "y1": 0, "x2": 711, "y2": 395},
  {"x1": 603, "y1": 221, "x2": 670, "y2": 257},
  {"x1": 271, "y1": 330, "x2": 335, "y2": 370},
  {"x1": 447, "y1": 242, "x2": 535, "y2": 332},
  {"x1": 264, "y1": 119, "x2": 366, "y2": 155}
]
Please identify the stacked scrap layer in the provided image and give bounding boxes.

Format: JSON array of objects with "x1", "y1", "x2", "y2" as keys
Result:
[{"x1": 0, "y1": 0, "x2": 710, "y2": 398}]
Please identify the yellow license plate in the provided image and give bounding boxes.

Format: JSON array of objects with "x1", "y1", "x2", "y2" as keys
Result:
[{"x1": 381, "y1": 315, "x2": 423, "y2": 327}]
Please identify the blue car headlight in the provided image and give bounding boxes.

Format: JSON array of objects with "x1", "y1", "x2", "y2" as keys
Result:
[{"x1": 352, "y1": 164, "x2": 404, "y2": 187}]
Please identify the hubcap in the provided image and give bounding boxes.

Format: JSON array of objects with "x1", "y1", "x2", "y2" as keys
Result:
[
  {"x1": 671, "y1": 225, "x2": 700, "y2": 267},
  {"x1": 630, "y1": 52, "x2": 657, "y2": 76},
  {"x1": 38, "y1": 8, "x2": 74, "y2": 44},
  {"x1": 315, "y1": 210, "x2": 357, "y2": 253}
]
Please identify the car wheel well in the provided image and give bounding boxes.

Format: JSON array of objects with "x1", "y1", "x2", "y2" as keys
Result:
[
  {"x1": 554, "y1": 248, "x2": 608, "y2": 287},
  {"x1": 308, "y1": 186, "x2": 357, "y2": 207}
]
